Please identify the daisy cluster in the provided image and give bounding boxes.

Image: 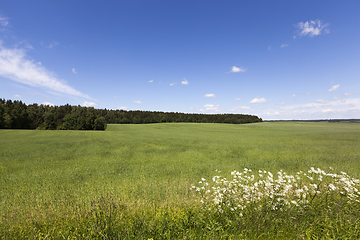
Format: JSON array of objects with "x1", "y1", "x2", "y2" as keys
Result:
[{"x1": 192, "y1": 167, "x2": 360, "y2": 215}]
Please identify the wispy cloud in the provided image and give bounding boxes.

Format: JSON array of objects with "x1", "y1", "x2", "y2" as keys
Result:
[
  {"x1": 82, "y1": 101, "x2": 97, "y2": 107},
  {"x1": 229, "y1": 66, "x2": 247, "y2": 73},
  {"x1": 205, "y1": 93, "x2": 217, "y2": 98},
  {"x1": 13, "y1": 94, "x2": 21, "y2": 98},
  {"x1": 46, "y1": 41, "x2": 59, "y2": 48},
  {"x1": 72, "y1": 68, "x2": 77, "y2": 74},
  {"x1": 42, "y1": 102, "x2": 55, "y2": 107},
  {"x1": 149, "y1": 79, "x2": 153, "y2": 83},
  {"x1": 235, "y1": 98, "x2": 241, "y2": 101},
  {"x1": 25, "y1": 44, "x2": 33, "y2": 49},
  {"x1": 292, "y1": 94, "x2": 296, "y2": 97},
  {"x1": 281, "y1": 43, "x2": 288, "y2": 48},
  {"x1": 118, "y1": 106, "x2": 128, "y2": 110},
  {"x1": 181, "y1": 78, "x2": 189, "y2": 85},
  {"x1": 328, "y1": 84, "x2": 340, "y2": 92},
  {"x1": 0, "y1": 44, "x2": 89, "y2": 98},
  {"x1": 134, "y1": 100, "x2": 142, "y2": 104},
  {"x1": 296, "y1": 19, "x2": 329, "y2": 37},
  {"x1": 250, "y1": 97, "x2": 267, "y2": 104},
  {"x1": 0, "y1": 17, "x2": 9, "y2": 27},
  {"x1": 14, "y1": 41, "x2": 33, "y2": 50}
]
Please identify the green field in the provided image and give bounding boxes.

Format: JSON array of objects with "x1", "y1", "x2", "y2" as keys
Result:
[{"x1": 1, "y1": 122, "x2": 360, "y2": 239}]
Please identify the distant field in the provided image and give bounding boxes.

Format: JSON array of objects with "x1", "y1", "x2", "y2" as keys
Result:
[{"x1": 1, "y1": 122, "x2": 360, "y2": 238}]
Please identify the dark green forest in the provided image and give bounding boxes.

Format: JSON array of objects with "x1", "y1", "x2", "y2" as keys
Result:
[{"x1": 0, "y1": 98, "x2": 262, "y2": 130}]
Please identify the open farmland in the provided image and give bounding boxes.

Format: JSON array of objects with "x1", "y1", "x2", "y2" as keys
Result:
[{"x1": 1, "y1": 122, "x2": 360, "y2": 239}]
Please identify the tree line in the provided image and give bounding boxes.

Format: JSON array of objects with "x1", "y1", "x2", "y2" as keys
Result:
[
  {"x1": 0, "y1": 98, "x2": 262, "y2": 130},
  {"x1": 0, "y1": 99, "x2": 107, "y2": 130}
]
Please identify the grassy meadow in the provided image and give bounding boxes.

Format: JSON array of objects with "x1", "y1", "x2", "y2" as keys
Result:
[{"x1": 1, "y1": 122, "x2": 360, "y2": 239}]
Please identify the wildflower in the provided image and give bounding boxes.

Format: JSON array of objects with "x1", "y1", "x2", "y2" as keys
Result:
[
  {"x1": 193, "y1": 167, "x2": 360, "y2": 217},
  {"x1": 329, "y1": 184, "x2": 337, "y2": 191}
]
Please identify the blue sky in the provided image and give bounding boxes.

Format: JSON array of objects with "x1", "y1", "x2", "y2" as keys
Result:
[{"x1": 0, "y1": 1, "x2": 359, "y2": 120}]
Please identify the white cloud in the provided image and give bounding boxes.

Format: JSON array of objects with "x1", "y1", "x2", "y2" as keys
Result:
[
  {"x1": 118, "y1": 106, "x2": 128, "y2": 110},
  {"x1": 279, "y1": 102, "x2": 285, "y2": 105},
  {"x1": 345, "y1": 93, "x2": 352, "y2": 96},
  {"x1": 170, "y1": 82, "x2": 176, "y2": 86},
  {"x1": 181, "y1": 78, "x2": 189, "y2": 85},
  {"x1": 42, "y1": 102, "x2": 55, "y2": 107},
  {"x1": 82, "y1": 101, "x2": 98, "y2": 107},
  {"x1": 0, "y1": 17, "x2": 9, "y2": 26},
  {"x1": 235, "y1": 98, "x2": 241, "y2": 101},
  {"x1": 205, "y1": 93, "x2": 217, "y2": 98},
  {"x1": 134, "y1": 100, "x2": 142, "y2": 104},
  {"x1": 200, "y1": 104, "x2": 220, "y2": 113},
  {"x1": 328, "y1": 85, "x2": 340, "y2": 92},
  {"x1": 262, "y1": 98, "x2": 360, "y2": 120},
  {"x1": 281, "y1": 44, "x2": 288, "y2": 48},
  {"x1": 149, "y1": 79, "x2": 153, "y2": 83},
  {"x1": 284, "y1": 99, "x2": 348, "y2": 111},
  {"x1": 316, "y1": 99, "x2": 326, "y2": 103},
  {"x1": 230, "y1": 66, "x2": 247, "y2": 73},
  {"x1": 72, "y1": 68, "x2": 77, "y2": 74},
  {"x1": 232, "y1": 106, "x2": 250, "y2": 111},
  {"x1": 250, "y1": 97, "x2": 267, "y2": 104},
  {"x1": 296, "y1": 19, "x2": 329, "y2": 37},
  {"x1": 322, "y1": 109, "x2": 335, "y2": 113},
  {"x1": 0, "y1": 44, "x2": 89, "y2": 98},
  {"x1": 13, "y1": 94, "x2": 21, "y2": 98},
  {"x1": 292, "y1": 94, "x2": 296, "y2": 97}
]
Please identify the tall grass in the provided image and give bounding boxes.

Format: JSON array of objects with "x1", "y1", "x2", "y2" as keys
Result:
[{"x1": 1, "y1": 122, "x2": 360, "y2": 238}]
